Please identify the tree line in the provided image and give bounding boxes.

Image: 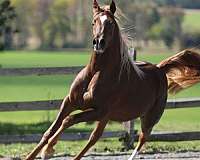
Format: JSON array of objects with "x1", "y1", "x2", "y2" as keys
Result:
[
  {"x1": 156, "y1": 0, "x2": 200, "y2": 9},
  {"x1": 0, "y1": 0, "x2": 199, "y2": 50}
]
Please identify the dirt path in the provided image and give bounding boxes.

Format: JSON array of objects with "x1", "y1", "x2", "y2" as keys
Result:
[{"x1": 49, "y1": 152, "x2": 200, "y2": 160}]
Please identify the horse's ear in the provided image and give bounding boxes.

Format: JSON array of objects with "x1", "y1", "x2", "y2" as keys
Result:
[
  {"x1": 93, "y1": 0, "x2": 100, "y2": 14},
  {"x1": 110, "y1": 0, "x2": 116, "y2": 14}
]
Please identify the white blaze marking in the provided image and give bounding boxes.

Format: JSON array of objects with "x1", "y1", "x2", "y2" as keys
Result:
[{"x1": 100, "y1": 15, "x2": 108, "y2": 24}]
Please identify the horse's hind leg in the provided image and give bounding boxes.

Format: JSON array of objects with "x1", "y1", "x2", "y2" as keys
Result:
[
  {"x1": 26, "y1": 96, "x2": 74, "y2": 160},
  {"x1": 128, "y1": 131, "x2": 147, "y2": 160},
  {"x1": 129, "y1": 96, "x2": 167, "y2": 160},
  {"x1": 41, "y1": 108, "x2": 107, "y2": 160}
]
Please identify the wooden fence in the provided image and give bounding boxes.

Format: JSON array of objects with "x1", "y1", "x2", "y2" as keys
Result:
[{"x1": 0, "y1": 66, "x2": 200, "y2": 144}]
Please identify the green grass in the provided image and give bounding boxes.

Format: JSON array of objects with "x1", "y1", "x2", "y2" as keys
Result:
[
  {"x1": 0, "y1": 50, "x2": 168, "y2": 68},
  {"x1": 0, "y1": 75, "x2": 74, "y2": 102},
  {"x1": 0, "y1": 51, "x2": 90, "y2": 68},
  {"x1": 183, "y1": 9, "x2": 200, "y2": 32},
  {"x1": 154, "y1": 107, "x2": 200, "y2": 131}
]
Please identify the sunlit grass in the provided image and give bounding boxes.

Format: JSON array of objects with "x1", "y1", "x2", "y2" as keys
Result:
[
  {"x1": 0, "y1": 75, "x2": 73, "y2": 102},
  {"x1": 0, "y1": 50, "x2": 90, "y2": 68}
]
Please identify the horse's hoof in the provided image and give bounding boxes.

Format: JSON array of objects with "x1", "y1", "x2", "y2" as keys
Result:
[{"x1": 40, "y1": 145, "x2": 55, "y2": 160}]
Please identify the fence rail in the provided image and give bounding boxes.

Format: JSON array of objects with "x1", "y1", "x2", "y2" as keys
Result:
[
  {"x1": 0, "y1": 131, "x2": 200, "y2": 144},
  {"x1": 0, "y1": 98, "x2": 200, "y2": 112},
  {"x1": 0, "y1": 66, "x2": 84, "y2": 76}
]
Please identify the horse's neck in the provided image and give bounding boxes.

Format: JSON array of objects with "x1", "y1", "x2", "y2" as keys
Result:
[
  {"x1": 89, "y1": 44, "x2": 121, "y2": 76},
  {"x1": 87, "y1": 33, "x2": 141, "y2": 79}
]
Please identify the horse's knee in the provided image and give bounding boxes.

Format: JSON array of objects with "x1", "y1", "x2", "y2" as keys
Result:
[
  {"x1": 43, "y1": 130, "x2": 52, "y2": 138},
  {"x1": 62, "y1": 115, "x2": 75, "y2": 127},
  {"x1": 39, "y1": 132, "x2": 51, "y2": 145}
]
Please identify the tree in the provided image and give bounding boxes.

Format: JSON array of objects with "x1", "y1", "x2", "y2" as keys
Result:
[
  {"x1": 155, "y1": 0, "x2": 200, "y2": 9},
  {"x1": 119, "y1": 1, "x2": 161, "y2": 47},
  {"x1": 42, "y1": 0, "x2": 71, "y2": 48},
  {"x1": 180, "y1": 32, "x2": 200, "y2": 49},
  {"x1": 0, "y1": 0, "x2": 16, "y2": 50},
  {"x1": 148, "y1": 6, "x2": 184, "y2": 49},
  {"x1": 11, "y1": 0, "x2": 37, "y2": 48},
  {"x1": 3, "y1": 0, "x2": 186, "y2": 50}
]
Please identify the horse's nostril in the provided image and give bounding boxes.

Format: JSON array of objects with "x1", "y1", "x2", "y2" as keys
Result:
[
  {"x1": 93, "y1": 39, "x2": 97, "y2": 45},
  {"x1": 99, "y1": 39, "x2": 105, "y2": 48}
]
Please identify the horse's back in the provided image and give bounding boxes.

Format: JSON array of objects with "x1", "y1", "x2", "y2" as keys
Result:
[{"x1": 135, "y1": 61, "x2": 152, "y2": 66}]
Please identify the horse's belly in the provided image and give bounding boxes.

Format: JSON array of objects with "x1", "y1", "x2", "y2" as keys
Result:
[
  {"x1": 106, "y1": 94, "x2": 155, "y2": 121},
  {"x1": 109, "y1": 109, "x2": 141, "y2": 122},
  {"x1": 108, "y1": 100, "x2": 153, "y2": 122}
]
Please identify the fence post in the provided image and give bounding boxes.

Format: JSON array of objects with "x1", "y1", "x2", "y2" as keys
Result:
[
  {"x1": 122, "y1": 120, "x2": 135, "y2": 150},
  {"x1": 122, "y1": 48, "x2": 137, "y2": 150}
]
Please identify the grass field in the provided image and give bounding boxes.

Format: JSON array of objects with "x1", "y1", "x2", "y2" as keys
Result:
[
  {"x1": 0, "y1": 50, "x2": 171, "y2": 68},
  {"x1": 0, "y1": 51, "x2": 199, "y2": 157},
  {"x1": 0, "y1": 51, "x2": 90, "y2": 68},
  {"x1": 183, "y1": 9, "x2": 200, "y2": 32}
]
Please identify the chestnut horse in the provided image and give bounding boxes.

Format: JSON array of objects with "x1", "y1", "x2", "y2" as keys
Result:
[{"x1": 26, "y1": 1, "x2": 200, "y2": 160}]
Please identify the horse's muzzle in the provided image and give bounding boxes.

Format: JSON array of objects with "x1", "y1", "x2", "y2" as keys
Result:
[{"x1": 93, "y1": 38, "x2": 106, "y2": 54}]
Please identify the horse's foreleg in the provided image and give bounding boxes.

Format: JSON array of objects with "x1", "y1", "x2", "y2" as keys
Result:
[
  {"x1": 73, "y1": 118, "x2": 108, "y2": 160},
  {"x1": 41, "y1": 108, "x2": 106, "y2": 159},
  {"x1": 26, "y1": 96, "x2": 73, "y2": 160}
]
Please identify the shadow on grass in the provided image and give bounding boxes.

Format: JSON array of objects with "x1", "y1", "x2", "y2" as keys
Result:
[{"x1": 0, "y1": 121, "x2": 94, "y2": 135}]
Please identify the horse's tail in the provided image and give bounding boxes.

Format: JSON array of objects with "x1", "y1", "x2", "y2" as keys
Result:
[{"x1": 157, "y1": 49, "x2": 200, "y2": 94}]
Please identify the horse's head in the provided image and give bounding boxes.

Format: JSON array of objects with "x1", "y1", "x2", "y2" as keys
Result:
[{"x1": 92, "y1": 0, "x2": 118, "y2": 54}]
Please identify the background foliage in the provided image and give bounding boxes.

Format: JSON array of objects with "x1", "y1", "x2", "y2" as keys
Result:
[
  {"x1": 0, "y1": 0, "x2": 16, "y2": 50},
  {"x1": 0, "y1": 0, "x2": 199, "y2": 50}
]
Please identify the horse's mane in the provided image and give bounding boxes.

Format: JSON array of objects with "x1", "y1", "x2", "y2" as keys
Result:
[
  {"x1": 100, "y1": 5, "x2": 144, "y2": 79},
  {"x1": 119, "y1": 33, "x2": 144, "y2": 80},
  {"x1": 112, "y1": 6, "x2": 144, "y2": 79}
]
